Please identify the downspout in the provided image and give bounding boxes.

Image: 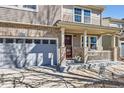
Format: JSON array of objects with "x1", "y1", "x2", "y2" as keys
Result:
[{"x1": 100, "y1": 10, "x2": 102, "y2": 26}]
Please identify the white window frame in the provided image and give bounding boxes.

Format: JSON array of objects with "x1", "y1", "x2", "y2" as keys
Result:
[
  {"x1": 73, "y1": 7, "x2": 83, "y2": 23},
  {"x1": 90, "y1": 36, "x2": 97, "y2": 50},
  {"x1": 73, "y1": 6, "x2": 92, "y2": 24},
  {"x1": 84, "y1": 9, "x2": 92, "y2": 24},
  {"x1": 81, "y1": 35, "x2": 98, "y2": 50},
  {"x1": 0, "y1": 5, "x2": 38, "y2": 12}
]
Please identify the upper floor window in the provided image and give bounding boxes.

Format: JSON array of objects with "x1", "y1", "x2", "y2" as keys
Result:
[
  {"x1": 74, "y1": 8, "x2": 82, "y2": 22},
  {"x1": 23, "y1": 5, "x2": 37, "y2": 10},
  {"x1": 0, "y1": 5, "x2": 38, "y2": 12},
  {"x1": 74, "y1": 8, "x2": 91, "y2": 24},
  {"x1": 109, "y1": 23, "x2": 122, "y2": 28},
  {"x1": 84, "y1": 10, "x2": 91, "y2": 24},
  {"x1": 122, "y1": 24, "x2": 124, "y2": 28}
]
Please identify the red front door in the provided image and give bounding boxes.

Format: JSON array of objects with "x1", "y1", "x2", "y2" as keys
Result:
[{"x1": 65, "y1": 35, "x2": 72, "y2": 59}]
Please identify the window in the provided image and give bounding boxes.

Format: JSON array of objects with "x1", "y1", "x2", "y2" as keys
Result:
[
  {"x1": 110, "y1": 23, "x2": 122, "y2": 28},
  {"x1": 84, "y1": 10, "x2": 91, "y2": 24},
  {"x1": 5, "y1": 39, "x2": 14, "y2": 43},
  {"x1": 16, "y1": 39, "x2": 24, "y2": 43},
  {"x1": 74, "y1": 8, "x2": 82, "y2": 22},
  {"x1": 0, "y1": 5, "x2": 38, "y2": 12},
  {"x1": 10, "y1": 5, "x2": 18, "y2": 7},
  {"x1": 23, "y1": 5, "x2": 37, "y2": 10},
  {"x1": 74, "y1": 8, "x2": 91, "y2": 24},
  {"x1": 25, "y1": 39, "x2": 32, "y2": 44},
  {"x1": 122, "y1": 24, "x2": 124, "y2": 28},
  {"x1": 50, "y1": 40, "x2": 56, "y2": 44},
  {"x1": 82, "y1": 36, "x2": 97, "y2": 50},
  {"x1": 90, "y1": 37, "x2": 97, "y2": 49},
  {"x1": 34, "y1": 39, "x2": 41, "y2": 44},
  {"x1": 0, "y1": 38, "x2": 3, "y2": 43},
  {"x1": 117, "y1": 24, "x2": 122, "y2": 28},
  {"x1": 42, "y1": 40, "x2": 49, "y2": 44}
]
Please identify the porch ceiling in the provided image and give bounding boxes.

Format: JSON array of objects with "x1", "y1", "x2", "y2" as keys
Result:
[{"x1": 56, "y1": 21, "x2": 121, "y2": 35}]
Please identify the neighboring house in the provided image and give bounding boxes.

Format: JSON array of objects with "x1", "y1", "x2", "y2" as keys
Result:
[
  {"x1": 0, "y1": 5, "x2": 121, "y2": 68},
  {"x1": 103, "y1": 17, "x2": 124, "y2": 60}
]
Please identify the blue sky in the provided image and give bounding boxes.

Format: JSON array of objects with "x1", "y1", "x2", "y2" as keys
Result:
[{"x1": 103, "y1": 5, "x2": 124, "y2": 19}]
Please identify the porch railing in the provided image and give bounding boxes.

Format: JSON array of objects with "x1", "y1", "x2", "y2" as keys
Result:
[
  {"x1": 87, "y1": 51, "x2": 112, "y2": 61},
  {"x1": 72, "y1": 47, "x2": 112, "y2": 62}
]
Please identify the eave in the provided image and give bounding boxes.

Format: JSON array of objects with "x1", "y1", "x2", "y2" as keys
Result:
[
  {"x1": 78, "y1": 5, "x2": 105, "y2": 12},
  {"x1": 55, "y1": 21, "x2": 121, "y2": 35},
  {"x1": 103, "y1": 17, "x2": 124, "y2": 23},
  {"x1": 0, "y1": 20, "x2": 60, "y2": 31}
]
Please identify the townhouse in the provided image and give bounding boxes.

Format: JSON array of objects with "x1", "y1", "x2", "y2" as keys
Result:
[
  {"x1": 102, "y1": 17, "x2": 124, "y2": 60},
  {"x1": 0, "y1": 5, "x2": 121, "y2": 68}
]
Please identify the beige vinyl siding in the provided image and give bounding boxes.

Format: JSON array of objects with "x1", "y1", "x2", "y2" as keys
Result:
[
  {"x1": 0, "y1": 26, "x2": 61, "y2": 46},
  {"x1": 62, "y1": 5, "x2": 73, "y2": 22},
  {"x1": 102, "y1": 19, "x2": 110, "y2": 26},
  {"x1": 91, "y1": 10, "x2": 101, "y2": 25},
  {"x1": 0, "y1": 5, "x2": 61, "y2": 25},
  {"x1": 73, "y1": 34, "x2": 81, "y2": 47}
]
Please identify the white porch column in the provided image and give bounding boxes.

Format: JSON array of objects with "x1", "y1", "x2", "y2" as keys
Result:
[
  {"x1": 61, "y1": 28, "x2": 65, "y2": 47},
  {"x1": 112, "y1": 35, "x2": 116, "y2": 47},
  {"x1": 83, "y1": 31, "x2": 88, "y2": 63},
  {"x1": 60, "y1": 28, "x2": 66, "y2": 66},
  {"x1": 112, "y1": 35, "x2": 117, "y2": 61},
  {"x1": 97, "y1": 35, "x2": 103, "y2": 50},
  {"x1": 84, "y1": 31, "x2": 87, "y2": 48}
]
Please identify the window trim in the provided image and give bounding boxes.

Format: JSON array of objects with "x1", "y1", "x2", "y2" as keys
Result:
[
  {"x1": 5, "y1": 38, "x2": 14, "y2": 43},
  {"x1": 0, "y1": 38, "x2": 3, "y2": 43},
  {"x1": 50, "y1": 40, "x2": 57, "y2": 44},
  {"x1": 0, "y1": 5, "x2": 38, "y2": 12},
  {"x1": 16, "y1": 39, "x2": 25, "y2": 43},
  {"x1": 90, "y1": 36, "x2": 97, "y2": 50},
  {"x1": 73, "y1": 7, "x2": 83, "y2": 23},
  {"x1": 42, "y1": 39, "x2": 49, "y2": 44},
  {"x1": 81, "y1": 35, "x2": 98, "y2": 50},
  {"x1": 25, "y1": 39, "x2": 33, "y2": 44},
  {"x1": 73, "y1": 8, "x2": 82, "y2": 23},
  {"x1": 73, "y1": 6, "x2": 92, "y2": 24},
  {"x1": 84, "y1": 9, "x2": 92, "y2": 24},
  {"x1": 109, "y1": 23, "x2": 123, "y2": 28},
  {"x1": 34, "y1": 39, "x2": 41, "y2": 44}
]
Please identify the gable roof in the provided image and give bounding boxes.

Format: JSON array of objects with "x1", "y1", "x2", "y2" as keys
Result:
[{"x1": 103, "y1": 17, "x2": 124, "y2": 23}]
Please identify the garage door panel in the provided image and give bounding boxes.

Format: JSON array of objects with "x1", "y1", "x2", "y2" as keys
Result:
[
  {"x1": 0, "y1": 38, "x2": 58, "y2": 68},
  {"x1": 16, "y1": 55, "x2": 26, "y2": 67},
  {"x1": 14, "y1": 44, "x2": 26, "y2": 56},
  {"x1": 29, "y1": 44, "x2": 57, "y2": 66},
  {"x1": 26, "y1": 44, "x2": 35, "y2": 53},
  {"x1": 37, "y1": 53, "x2": 43, "y2": 66},
  {"x1": 26, "y1": 53, "x2": 36, "y2": 66},
  {"x1": 0, "y1": 53, "x2": 17, "y2": 68}
]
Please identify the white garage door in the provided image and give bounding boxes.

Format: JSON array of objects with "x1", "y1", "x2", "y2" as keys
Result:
[
  {"x1": 120, "y1": 43, "x2": 124, "y2": 57},
  {"x1": 0, "y1": 38, "x2": 57, "y2": 68}
]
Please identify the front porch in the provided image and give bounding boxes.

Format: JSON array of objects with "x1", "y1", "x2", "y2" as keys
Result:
[
  {"x1": 64, "y1": 33, "x2": 114, "y2": 63},
  {"x1": 57, "y1": 21, "x2": 121, "y2": 64}
]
